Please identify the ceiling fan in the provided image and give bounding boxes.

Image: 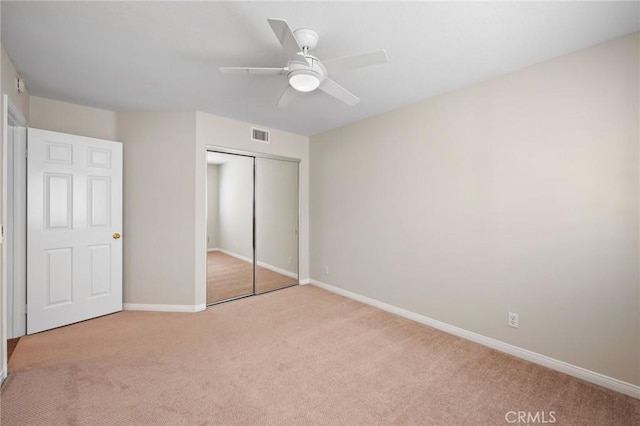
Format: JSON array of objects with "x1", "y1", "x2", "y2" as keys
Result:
[{"x1": 220, "y1": 19, "x2": 388, "y2": 107}]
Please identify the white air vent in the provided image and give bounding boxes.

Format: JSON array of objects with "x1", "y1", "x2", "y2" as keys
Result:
[{"x1": 251, "y1": 128, "x2": 270, "y2": 143}]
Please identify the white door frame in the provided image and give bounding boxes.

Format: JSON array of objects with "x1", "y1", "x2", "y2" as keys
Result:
[
  {"x1": 8, "y1": 120, "x2": 27, "y2": 338},
  {"x1": 1, "y1": 95, "x2": 27, "y2": 384}
]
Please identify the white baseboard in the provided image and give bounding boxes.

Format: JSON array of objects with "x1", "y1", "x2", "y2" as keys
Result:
[
  {"x1": 310, "y1": 279, "x2": 640, "y2": 400},
  {"x1": 218, "y1": 249, "x2": 252, "y2": 264},
  {"x1": 300, "y1": 278, "x2": 310, "y2": 285},
  {"x1": 257, "y1": 261, "x2": 297, "y2": 279},
  {"x1": 0, "y1": 367, "x2": 6, "y2": 386},
  {"x1": 123, "y1": 303, "x2": 206, "y2": 313},
  {"x1": 218, "y1": 249, "x2": 298, "y2": 279},
  {"x1": 207, "y1": 247, "x2": 220, "y2": 252}
]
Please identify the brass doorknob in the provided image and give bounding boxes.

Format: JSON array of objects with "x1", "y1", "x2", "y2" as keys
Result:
[{"x1": 113, "y1": 233, "x2": 121, "y2": 239}]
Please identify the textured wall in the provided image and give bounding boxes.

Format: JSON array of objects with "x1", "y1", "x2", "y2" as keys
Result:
[
  {"x1": 117, "y1": 112, "x2": 198, "y2": 306},
  {"x1": 310, "y1": 34, "x2": 640, "y2": 385}
]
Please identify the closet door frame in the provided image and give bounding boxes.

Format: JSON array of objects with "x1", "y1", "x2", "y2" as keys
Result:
[{"x1": 206, "y1": 146, "x2": 300, "y2": 304}]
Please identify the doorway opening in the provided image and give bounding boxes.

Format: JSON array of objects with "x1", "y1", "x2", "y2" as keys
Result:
[
  {"x1": 2, "y1": 96, "x2": 28, "y2": 384},
  {"x1": 3, "y1": 98, "x2": 27, "y2": 342}
]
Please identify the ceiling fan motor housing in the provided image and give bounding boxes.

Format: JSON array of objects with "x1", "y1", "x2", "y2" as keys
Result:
[{"x1": 293, "y1": 28, "x2": 319, "y2": 51}]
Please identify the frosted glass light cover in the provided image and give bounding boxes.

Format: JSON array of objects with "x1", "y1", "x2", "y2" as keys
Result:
[{"x1": 289, "y1": 72, "x2": 320, "y2": 92}]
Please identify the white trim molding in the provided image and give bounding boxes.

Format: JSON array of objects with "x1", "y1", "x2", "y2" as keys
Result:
[
  {"x1": 218, "y1": 248, "x2": 298, "y2": 279},
  {"x1": 218, "y1": 249, "x2": 252, "y2": 264},
  {"x1": 207, "y1": 247, "x2": 220, "y2": 252},
  {"x1": 310, "y1": 279, "x2": 640, "y2": 400},
  {"x1": 0, "y1": 367, "x2": 6, "y2": 386},
  {"x1": 257, "y1": 261, "x2": 297, "y2": 279},
  {"x1": 123, "y1": 303, "x2": 206, "y2": 313}
]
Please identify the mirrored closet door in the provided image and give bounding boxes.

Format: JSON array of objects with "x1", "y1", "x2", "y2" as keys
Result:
[
  {"x1": 255, "y1": 158, "x2": 299, "y2": 294},
  {"x1": 206, "y1": 149, "x2": 299, "y2": 305},
  {"x1": 206, "y1": 152, "x2": 255, "y2": 304}
]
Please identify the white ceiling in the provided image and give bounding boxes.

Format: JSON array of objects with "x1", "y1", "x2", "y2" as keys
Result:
[{"x1": 2, "y1": 1, "x2": 638, "y2": 136}]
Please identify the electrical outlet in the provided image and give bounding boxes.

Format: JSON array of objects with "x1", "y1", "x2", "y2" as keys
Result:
[
  {"x1": 324, "y1": 265, "x2": 329, "y2": 275},
  {"x1": 508, "y1": 312, "x2": 519, "y2": 328}
]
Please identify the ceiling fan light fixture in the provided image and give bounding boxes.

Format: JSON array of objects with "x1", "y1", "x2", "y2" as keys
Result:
[
  {"x1": 288, "y1": 69, "x2": 321, "y2": 92},
  {"x1": 220, "y1": 19, "x2": 387, "y2": 106}
]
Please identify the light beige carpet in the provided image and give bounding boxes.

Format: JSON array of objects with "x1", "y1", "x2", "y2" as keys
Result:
[
  {"x1": 2, "y1": 285, "x2": 638, "y2": 425},
  {"x1": 255, "y1": 263, "x2": 297, "y2": 295},
  {"x1": 207, "y1": 251, "x2": 296, "y2": 304},
  {"x1": 207, "y1": 251, "x2": 254, "y2": 303}
]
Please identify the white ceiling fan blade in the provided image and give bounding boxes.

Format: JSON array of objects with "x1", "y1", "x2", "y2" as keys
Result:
[
  {"x1": 322, "y1": 50, "x2": 388, "y2": 75},
  {"x1": 219, "y1": 67, "x2": 285, "y2": 75},
  {"x1": 318, "y1": 78, "x2": 360, "y2": 106},
  {"x1": 268, "y1": 19, "x2": 306, "y2": 64},
  {"x1": 277, "y1": 86, "x2": 297, "y2": 107}
]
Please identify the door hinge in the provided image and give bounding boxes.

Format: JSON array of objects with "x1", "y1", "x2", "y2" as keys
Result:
[
  {"x1": 25, "y1": 148, "x2": 28, "y2": 158},
  {"x1": 0, "y1": 224, "x2": 3, "y2": 244},
  {"x1": 23, "y1": 304, "x2": 28, "y2": 315}
]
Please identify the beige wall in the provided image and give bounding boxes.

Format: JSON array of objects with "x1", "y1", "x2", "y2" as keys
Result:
[
  {"x1": 29, "y1": 97, "x2": 117, "y2": 141},
  {"x1": 196, "y1": 112, "x2": 310, "y2": 287},
  {"x1": 206, "y1": 164, "x2": 220, "y2": 249},
  {"x1": 218, "y1": 155, "x2": 254, "y2": 259},
  {"x1": 310, "y1": 33, "x2": 640, "y2": 385},
  {"x1": 117, "y1": 112, "x2": 199, "y2": 306},
  {"x1": 1, "y1": 46, "x2": 29, "y2": 122}
]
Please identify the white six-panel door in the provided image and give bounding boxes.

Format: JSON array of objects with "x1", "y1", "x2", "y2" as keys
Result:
[{"x1": 27, "y1": 128, "x2": 122, "y2": 334}]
